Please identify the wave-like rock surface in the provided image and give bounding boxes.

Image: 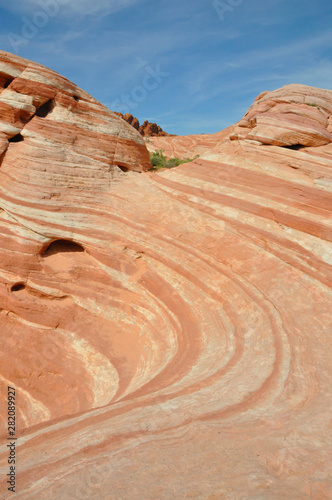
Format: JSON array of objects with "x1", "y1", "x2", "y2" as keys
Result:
[
  {"x1": 147, "y1": 84, "x2": 332, "y2": 158},
  {"x1": 0, "y1": 52, "x2": 150, "y2": 173},
  {"x1": 238, "y1": 84, "x2": 332, "y2": 146},
  {"x1": 0, "y1": 57, "x2": 331, "y2": 499},
  {"x1": 145, "y1": 128, "x2": 232, "y2": 159}
]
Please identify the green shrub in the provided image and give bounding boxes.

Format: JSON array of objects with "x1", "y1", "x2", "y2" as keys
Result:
[
  {"x1": 149, "y1": 150, "x2": 168, "y2": 169},
  {"x1": 149, "y1": 150, "x2": 199, "y2": 170},
  {"x1": 165, "y1": 157, "x2": 181, "y2": 168}
]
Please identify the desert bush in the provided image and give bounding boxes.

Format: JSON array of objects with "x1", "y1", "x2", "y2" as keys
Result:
[{"x1": 149, "y1": 150, "x2": 199, "y2": 170}]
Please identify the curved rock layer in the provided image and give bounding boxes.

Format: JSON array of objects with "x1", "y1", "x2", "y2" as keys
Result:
[
  {"x1": 238, "y1": 84, "x2": 332, "y2": 146},
  {"x1": 0, "y1": 51, "x2": 150, "y2": 172},
  {"x1": 147, "y1": 84, "x2": 332, "y2": 158},
  {"x1": 0, "y1": 61, "x2": 331, "y2": 500},
  {"x1": 146, "y1": 127, "x2": 232, "y2": 159}
]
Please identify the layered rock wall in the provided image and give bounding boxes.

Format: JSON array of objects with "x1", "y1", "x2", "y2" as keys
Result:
[{"x1": 0, "y1": 58, "x2": 331, "y2": 499}]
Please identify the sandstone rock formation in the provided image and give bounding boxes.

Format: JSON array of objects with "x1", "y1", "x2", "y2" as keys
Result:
[
  {"x1": 0, "y1": 52, "x2": 150, "y2": 173},
  {"x1": 139, "y1": 119, "x2": 170, "y2": 137},
  {"x1": 146, "y1": 84, "x2": 332, "y2": 157},
  {"x1": 0, "y1": 54, "x2": 331, "y2": 500},
  {"x1": 114, "y1": 111, "x2": 171, "y2": 136},
  {"x1": 123, "y1": 112, "x2": 140, "y2": 131},
  {"x1": 113, "y1": 111, "x2": 140, "y2": 131},
  {"x1": 237, "y1": 84, "x2": 332, "y2": 146},
  {"x1": 145, "y1": 127, "x2": 232, "y2": 158}
]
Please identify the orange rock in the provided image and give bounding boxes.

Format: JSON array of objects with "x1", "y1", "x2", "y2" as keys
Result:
[
  {"x1": 0, "y1": 55, "x2": 331, "y2": 499},
  {"x1": 123, "y1": 112, "x2": 140, "y2": 130},
  {"x1": 147, "y1": 84, "x2": 332, "y2": 158},
  {"x1": 146, "y1": 127, "x2": 232, "y2": 158},
  {"x1": 139, "y1": 119, "x2": 171, "y2": 137},
  {"x1": 114, "y1": 111, "x2": 171, "y2": 136},
  {"x1": 0, "y1": 51, "x2": 150, "y2": 173},
  {"x1": 242, "y1": 84, "x2": 332, "y2": 146}
]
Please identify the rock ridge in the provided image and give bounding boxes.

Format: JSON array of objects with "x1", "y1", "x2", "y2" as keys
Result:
[{"x1": 114, "y1": 111, "x2": 172, "y2": 137}]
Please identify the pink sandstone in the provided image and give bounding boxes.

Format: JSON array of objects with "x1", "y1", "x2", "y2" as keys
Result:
[
  {"x1": 0, "y1": 53, "x2": 331, "y2": 499},
  {"x1": 146, "y1": 83, "x2": 332, "y2": 157}
]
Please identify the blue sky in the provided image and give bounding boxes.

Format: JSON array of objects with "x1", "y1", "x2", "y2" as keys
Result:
[{"x1": 0, "y1": 0, "x2": 331, "y2": 135}]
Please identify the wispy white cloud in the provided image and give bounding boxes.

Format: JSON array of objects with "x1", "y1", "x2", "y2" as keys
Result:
[
  {"x1": 178, "y1": 30, "x2": 332, "y2": 103},
  {"x1": 278, "y1": 62, "x2": 332, "y2": 90},
  {"x1": 229, "y1": 30, "x2": 332, "y2": 68},
  {"x1": 1, "y1": 0, "x2": 141, "y2": 17}
]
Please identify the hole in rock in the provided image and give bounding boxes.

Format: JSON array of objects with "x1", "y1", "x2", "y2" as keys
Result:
[
  {"x1": 8, "y1": 134, "x2": 24, "y2": 143},
  {"x1": 4, "y1": 78, "x2": 14, "y2": 88},
  {"x1": 36, "y1": 99, "x2": 54, "y2": 118},
  {"x1": 73, "y1": 95, "x2": 79, "y2": 102},
  {"x1": 283, "y1": 144, "x2": 306, "y2": 150},
  {"x1": 117, "y1": 165, "x2": 129, "y2": 172},
  {"x1": 11, "y1": 283, "x2": 25, "y2": 292},
  {"x1": 42, "y1": 239, "x2": 85, "y2": 256}
]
